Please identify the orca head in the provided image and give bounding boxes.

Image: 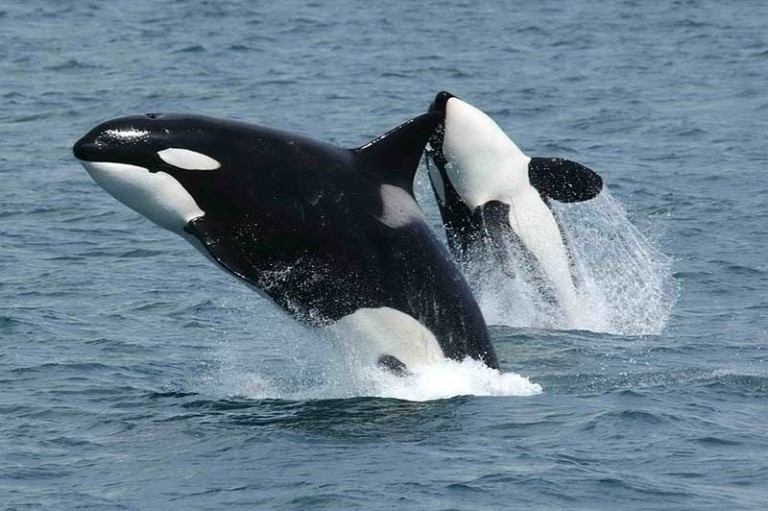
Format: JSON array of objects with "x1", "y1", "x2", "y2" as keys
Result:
[
  {"x1": 426, "y1": 92, "x2": 603, "y2": 209},
  {"x1": 73, "y1": 114, "x2": 244, "y2": 233},
  {"x1": 426, "y1": 92, "x2": 531, "y2": 212}
]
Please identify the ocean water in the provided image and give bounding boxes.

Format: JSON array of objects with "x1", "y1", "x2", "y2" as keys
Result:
[{"x1": 1, "y1": 0, "x2": 767, "y2": 509}]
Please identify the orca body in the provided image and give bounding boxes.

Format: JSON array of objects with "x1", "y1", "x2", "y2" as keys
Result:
[
  {"x1": 74, "y1": 111, "x2": 499, "y2": 370},
  {"x1": 424, "y1": 92, "x2": 603, "y2": 324}
]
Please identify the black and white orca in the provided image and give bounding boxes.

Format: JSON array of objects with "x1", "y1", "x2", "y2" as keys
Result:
[
  {"x1": 425, "y1": 92, "x2": 603, "y2": 325},
  {"x1": 73, "y1": 111, "x2": 499, "y2": 370}
]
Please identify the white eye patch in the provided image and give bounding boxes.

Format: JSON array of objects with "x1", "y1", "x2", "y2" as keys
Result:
[{"x1": 157, "y1": 148, "x2": 221, "y2": 171}]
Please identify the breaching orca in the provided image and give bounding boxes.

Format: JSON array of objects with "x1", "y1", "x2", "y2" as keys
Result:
[
  {"x1": 424, "y1": 92, "x2": 603, "y2": 325},
  {"x1": 73, "y1": 111, "x2": 499, "y2": 370}
]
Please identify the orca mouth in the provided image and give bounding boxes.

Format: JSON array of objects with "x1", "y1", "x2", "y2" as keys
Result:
[
  {"x1": 73, "y1": 136, "x2": 101, "y2": 162},
  {"x1": 425, "y1": 122, "x2": 445, "y2": 162},
  {"x1": 424, "y1": 116, "x2": 454, "y2": 209},
  {"x1": 425, "y1": 91, "x2": 454, "y2": 164},
  {"x1": 425, "y1": 95, "x2": 447, "y2": 168}
]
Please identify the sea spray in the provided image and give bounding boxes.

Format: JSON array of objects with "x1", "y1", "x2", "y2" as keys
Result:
[
  {"x1": 196, "y1": 259, "x2": 543, "y2": 402},
  {"x1": 198, "y1": 331, "x2": 541, "y2": 401},
  {"x1": 554, "y1": 189, "x2": 676, "y2": 335},
  {"x1": 463, "y1": 188, "x2": 675, "y2": 335}
]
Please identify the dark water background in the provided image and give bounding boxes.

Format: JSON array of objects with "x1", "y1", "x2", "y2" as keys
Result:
[{"x1": 1, "y1": 1, "x2": 767, "y2": 509}]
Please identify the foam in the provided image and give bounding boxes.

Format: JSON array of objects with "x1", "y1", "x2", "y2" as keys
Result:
[
  {"x1": 196, "y1": 349, "x2": 541, "y2": 402},
  {"x1": 355, "y1": 358, "x2": 542, "y2": 401}
]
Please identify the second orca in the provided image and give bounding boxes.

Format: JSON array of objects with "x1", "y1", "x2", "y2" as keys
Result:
[{"x1": 425, "y1": 92, "x2": 603, "y2": 326}]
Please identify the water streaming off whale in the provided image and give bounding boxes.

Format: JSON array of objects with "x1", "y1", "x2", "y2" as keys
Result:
[{"x1": 461, "y1": 188, "x2": 676, "y2": 335}]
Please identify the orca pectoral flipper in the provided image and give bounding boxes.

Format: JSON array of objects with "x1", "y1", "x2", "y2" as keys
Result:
[
  {"x1": 528, "y1": 157, "x2": 603, "y2": 203},
  {"x1": 184, "y1": 216, "x2": 263, "y2": 286}
]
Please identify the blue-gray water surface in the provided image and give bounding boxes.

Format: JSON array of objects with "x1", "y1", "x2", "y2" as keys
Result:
[{"x1": 1, "y1": 1, "x2": 767, "y2": 509}]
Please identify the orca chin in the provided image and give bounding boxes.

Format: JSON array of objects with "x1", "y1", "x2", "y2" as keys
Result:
[
  {"x1": 75, "y1": 108, "x2": 499, "y2": 370},
  {"x1": 424, "y1": 91, "x2": 605, "y2": 325},
  {"x1": 77, "y1": 160, "x2": 205, "y2": 233}
]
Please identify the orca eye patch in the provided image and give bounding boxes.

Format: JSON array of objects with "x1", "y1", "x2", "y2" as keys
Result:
[{"x1": 157, "y1": 148, "x2": 221, "y2": 171}]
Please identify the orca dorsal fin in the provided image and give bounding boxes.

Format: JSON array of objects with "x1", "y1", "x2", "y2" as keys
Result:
[{"x1": 352, "y1": 111, "x2": 443, "y2": 193}]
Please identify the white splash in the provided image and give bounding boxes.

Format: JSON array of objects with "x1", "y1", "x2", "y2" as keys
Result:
[
  {"x1": 353, "y1": 358, "x2": 542, "y2": 401},
  {"x1": 467, "y1": 188, "x2": 676, "y2": 335},
  {"x1": 196, "y1": 333, "x2": 541, "y2": 402},
  {"x1": 186, "y1": 234, "x2": 542, "y2": 404}
]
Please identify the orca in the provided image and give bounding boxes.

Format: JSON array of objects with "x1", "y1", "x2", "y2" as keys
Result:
[
  {"x1": 424, "y1": 92, "x2": 603, "y2": 325},
  {"x1": 73, "y1": 111, "x2": 499, "y2": 370}
]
